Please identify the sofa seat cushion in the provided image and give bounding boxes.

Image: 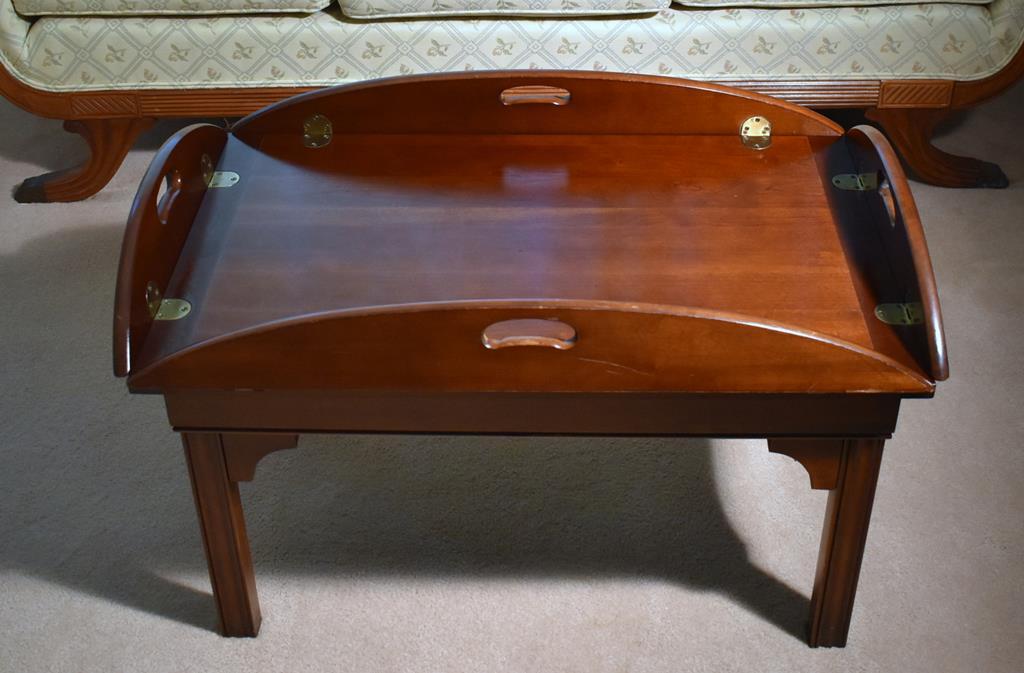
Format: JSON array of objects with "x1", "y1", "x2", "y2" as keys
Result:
[
  {"x1": 3, "y1": 4, "x2": 1022, "y2": 92},
  {"x1": 337, "y1": 0, "x2": 669, "y2": 20},
  {"x1": 674, "y1": 0, "x2": 989, "y2": 7},
  {"x1": 12, "y1": 0, "x2": 332, "y2": 17}
]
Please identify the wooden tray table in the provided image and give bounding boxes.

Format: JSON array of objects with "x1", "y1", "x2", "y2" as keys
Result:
[{"x1": 114, "y1": 72, "x2": 948, "y2": 648}]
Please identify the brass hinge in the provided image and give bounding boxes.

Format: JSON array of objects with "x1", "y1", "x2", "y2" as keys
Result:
[
  {"x1": 875, "y1": 302, "x2": 923, "y2": 326},
  {"x1": 145, "y1": 282, "x2": 192, "y2": 321},
  {"x1": 207, "y1": 171, "x2": 239, "y2": 188},
  {"x1": 200, "y1": 153, "x2": 239, "y2": 188},
  {"x1": 832, "y1": 173, "x2": 879, "y2": 191},
  {"x1": 303, "y1": 114, "x2": 332, "y2": 148},
  {"x1": 740, "y1": 116, "x2": 771, "y2": 150}
]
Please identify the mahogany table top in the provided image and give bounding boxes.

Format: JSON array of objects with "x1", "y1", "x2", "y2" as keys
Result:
[{"x1": 115, "y1": 73, "x2": 946, "y2": 396}]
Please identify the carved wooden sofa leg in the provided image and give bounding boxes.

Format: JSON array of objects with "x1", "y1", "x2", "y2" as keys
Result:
[
  {"x1": 13, "y1": 117, "x2": 155, "y2": 203},
  {"x1": 768, "y1": 438, "x2": 886, "y2": 647},
  {"x1": 865, "y1": 107, "x2": 1008, "y2": 189},
  {"x1": 182, "y1": 431, "x2": 297, "y2": 636}
]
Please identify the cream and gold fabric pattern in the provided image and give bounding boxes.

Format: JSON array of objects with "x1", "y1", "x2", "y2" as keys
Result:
[
  {"x1": 675, "y1": 0, "x2": 988, "y2": 7},
  {"x1": 1, "y1": 0, "x2": 1022, "y2": 91},
  {"x1": 337, "y1": 0, "x2": 671, "y2": 20},
  {"x1": 12, "y1": 0, "x2": 331, "y2": 16}
]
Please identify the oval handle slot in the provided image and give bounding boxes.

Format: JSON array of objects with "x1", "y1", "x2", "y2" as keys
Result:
[
  {"x1": 481, "y1": 319, "x2": 577, "y2": 350},
  {"x1": 500, "y1": 86, "x2": 571, "y2": 106},
  {"x1": 155, "y1": 170, "x2": 183, "y2": 225},
  {"x1": 877, "y1": 176, "x2": 898, "y2": 227}
]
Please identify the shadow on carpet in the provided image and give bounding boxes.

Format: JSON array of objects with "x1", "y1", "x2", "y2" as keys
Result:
[{"x1": 0, "y1": 221, "x2": 809, "y2": 641}]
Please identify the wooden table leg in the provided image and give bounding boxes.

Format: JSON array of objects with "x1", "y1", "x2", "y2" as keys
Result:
[
  {"x1": 182, "y1": 432, "x2": 261, "y2": 637},
  {"x1": 808, "y1": 438, "x2": 885, "y2": 647}
]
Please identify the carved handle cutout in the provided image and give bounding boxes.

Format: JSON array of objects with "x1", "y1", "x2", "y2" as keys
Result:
[
  {"x1": 500, "y1": 86, "x2": 571, "y2": 106},
  {"x1": 877, "y1": 177, "x2": 898, "y2": 227},
  {"x1": 482, "y1": 319, "x2": 577, "y2": 350},
  {"x1": 156, "y1": 170, "x2": 183, "y2": 225}
]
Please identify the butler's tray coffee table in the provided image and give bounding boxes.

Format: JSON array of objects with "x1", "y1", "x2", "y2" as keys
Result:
[{"x1": 114, "y1": 72, "x2": 947, "y2": 648}]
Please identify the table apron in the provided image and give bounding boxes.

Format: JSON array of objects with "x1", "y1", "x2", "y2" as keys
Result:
[{"x1": 164, "y1": 392, "x2": 903, "y2": 438}]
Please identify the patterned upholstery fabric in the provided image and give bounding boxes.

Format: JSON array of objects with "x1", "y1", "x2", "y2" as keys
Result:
[
  {"x1": 1, "y1": 0, "x2": 1022, "y2": 92},
  {"x1": 675, "y1": 0, "x2": 988, "y2": 7},
  {"x1": 12, "y1": 0, "x2": 331, "y2": 17},
  {"x1": 338, "y1": 0, "x2": 669, "y2": 20}
]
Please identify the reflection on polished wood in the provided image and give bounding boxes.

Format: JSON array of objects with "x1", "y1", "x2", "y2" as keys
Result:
[{"x1": 115, "y1": 73, "x2": 948, "y2": 647}]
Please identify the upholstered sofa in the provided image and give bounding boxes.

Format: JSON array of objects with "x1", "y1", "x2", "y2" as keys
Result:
[{"x1": 0, "y1": 0, "x2": 1021, "y2": 201}]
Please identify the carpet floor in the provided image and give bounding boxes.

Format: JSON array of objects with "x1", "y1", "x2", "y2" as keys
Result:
[{"x1": 1, "y1": 83, "x2": 1022, "y2": 673}]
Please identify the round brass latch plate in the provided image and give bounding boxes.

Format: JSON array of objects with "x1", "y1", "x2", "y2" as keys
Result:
[
  {"x1": 741, "y1": 116, "x2": 772, "y2": 150},
  {"x1": 303, "y1": 114, "x2": 333, "y2": 149}
]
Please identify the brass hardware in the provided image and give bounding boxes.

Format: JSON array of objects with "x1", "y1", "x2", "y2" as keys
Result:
[
  {"x1": 201, "y1": 153, "x2": 239, "y2": 188},
  {"x1": 303, "y1": 114, "x2": 332, "y2": 148},
  {"x1": 875, "y1": 302, "x2": 923, "y2": 326},
  {"x1": 500, "y1": 86, "x2": 571, "y2": 106},
  {"x1": 145, "y1": 281, "x2": 192, "y2": 321},
  {"x1": 208, "y1": 171, "x2": 239, "y2": 188},
  {"x1": 832, "y1": 172, "x2": 879, "y2": 191},
  {"x1": 834, "y1": 173, "x2": 899, "y2": 225},
  {"x1": 154, "y1": 298, "x2": 192, "y2": 321},
  {"x1": 740, "y1": 116, "x2": 771, "y2": 150}
]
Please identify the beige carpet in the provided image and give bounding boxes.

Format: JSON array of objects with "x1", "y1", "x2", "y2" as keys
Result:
[{"x1": 1, "y1": 84, "x2": 1022, "y2": 673}]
